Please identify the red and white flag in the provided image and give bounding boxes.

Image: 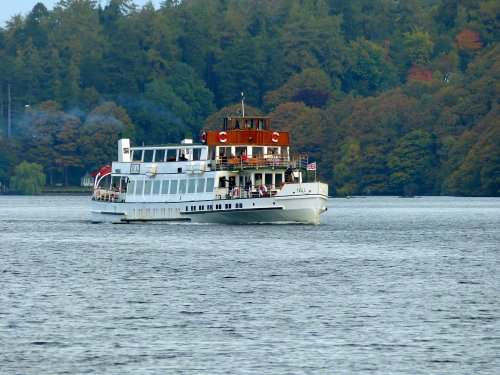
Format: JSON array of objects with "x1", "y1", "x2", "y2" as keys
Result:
[
  {"x1": 307, "y1": 162, "x2": 316, "y2": 171},
  {"x1": 91, "y1": 163, "x2": 111, "y2": 178}
]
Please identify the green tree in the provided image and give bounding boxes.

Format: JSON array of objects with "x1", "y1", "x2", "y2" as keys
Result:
[
  {"x1": 333, "y1": 139, "x2": 362, "y2": 196},
  {"x1": 346, "y1": 38, "x2": 397, "y2": 95},
  {"x1": 0, "y1": 137, "x2": 22, "y2": 187},
  {"x1": 10, "y1": 161, "x2": 46, "y2": 195},
  {"x1": 403, "y1": 31, "x2": 434, "y2": 66},
  {"x1": 264, "y1": 68, "x2": 334, "y2": 110},
  {"x1": 281, "y1": 0, "x2": 345, "y2": 76},
  {"x1": 387, "y1": 130, "x2": 435, "y2": 195}
]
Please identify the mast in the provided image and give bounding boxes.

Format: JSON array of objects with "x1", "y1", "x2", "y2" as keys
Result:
[{"x1": 241, "y1": 92, "x2": 245, "y2": 117}]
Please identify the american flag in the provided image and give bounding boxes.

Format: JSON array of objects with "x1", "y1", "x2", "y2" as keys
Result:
[{"x1": 307, "y1": 162, "x2": 316, "y2": 171}]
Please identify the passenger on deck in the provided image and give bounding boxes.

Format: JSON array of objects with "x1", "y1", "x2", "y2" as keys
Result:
[
  {"x1": 244, "y1": 179, "x2": 252, "y2": 197},
  {"x1": 180, "y1": 153, "x2": 188, "y2": 161},
  {"x1": 285, "y1": 166, "x2": 294, "y2": 183},
  {"x1": 240, "y1": 150, "x2": 248, "y2": 163}
]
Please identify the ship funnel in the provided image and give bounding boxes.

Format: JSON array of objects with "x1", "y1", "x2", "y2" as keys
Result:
[
  {"x1": 181, "y1": 132, "x2": 193, "y2": 144},
  {"x1": 118, "y1": 138, "x2": 131, "y2": 162}
]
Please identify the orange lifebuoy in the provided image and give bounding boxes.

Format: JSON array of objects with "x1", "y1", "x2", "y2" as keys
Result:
[
  {"x1": 218, "y1": 131, "x2": 227, "y2": 143},
  {"x1": 271, "y1": 132, "x2": 279, "y2": 143},
  {"x1": 201, "y1": 132, "x2": 207, "y2": 143}
]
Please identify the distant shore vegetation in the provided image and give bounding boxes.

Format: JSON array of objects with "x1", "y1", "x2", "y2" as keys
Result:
[{"x1": 0, "y1": 0, "x2": 497, "y2": 196}]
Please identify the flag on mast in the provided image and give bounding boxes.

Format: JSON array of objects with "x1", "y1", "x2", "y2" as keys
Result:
[
  {"x1": 91, "y1": 163, "x2": 111, "y2": 178},
  {"x1": 307, "y1": 162, "x2": 316, "y2": 171}
]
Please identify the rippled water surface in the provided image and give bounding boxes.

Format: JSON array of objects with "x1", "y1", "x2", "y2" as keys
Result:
[{"x1": 1, "y1": 195, "x2": 499, "y2": 374}]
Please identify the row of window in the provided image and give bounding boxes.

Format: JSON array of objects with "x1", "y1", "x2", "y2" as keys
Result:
[
  {"x1": 128, "y1": 177, "x2": 215, "y2": 196},
  {"x1": 186, "y1": 202, "x2": 244, "y2": 212},
  {"x1": 131, "y1": 147, "x2": 204, "y2": 163}
]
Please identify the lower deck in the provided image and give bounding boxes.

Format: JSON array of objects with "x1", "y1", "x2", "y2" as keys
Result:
[{"x1": 91, "y1": 182, "x2": 328, "y2": 224}]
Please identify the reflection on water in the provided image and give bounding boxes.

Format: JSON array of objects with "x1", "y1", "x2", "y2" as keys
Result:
[{"x1": 0, "y1": 196, "x2": 499, "y2": 374}]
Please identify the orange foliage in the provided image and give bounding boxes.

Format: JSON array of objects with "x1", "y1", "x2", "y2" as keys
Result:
[
  {"x1": 408, "y1": 64, "x2": 433, "y2": 82},
  {"x1": 454, "y1": 29, "x2": 483, "y2": 50}
]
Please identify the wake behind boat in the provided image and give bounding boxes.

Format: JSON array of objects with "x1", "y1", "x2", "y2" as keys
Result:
[{"x1": 91, "y1": 107, "x2": 328, "y2": 224}]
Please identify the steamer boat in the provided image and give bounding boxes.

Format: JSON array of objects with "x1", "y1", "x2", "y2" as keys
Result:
[{"x1": 91, "y1": 106, "x2": 328, "y2": 224}]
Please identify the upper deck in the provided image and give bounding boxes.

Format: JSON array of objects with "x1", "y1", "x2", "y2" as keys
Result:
[{"x1": 203, "y1": 117, "x2": 290, "y2": 147}]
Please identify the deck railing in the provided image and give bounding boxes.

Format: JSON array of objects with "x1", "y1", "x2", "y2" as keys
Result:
[
  {"x1": 92, "y1": 188, "x2": 125, "y2": 202},
  {"x1": 212, "y1": 154, "x2": 308, "y2": 171}
]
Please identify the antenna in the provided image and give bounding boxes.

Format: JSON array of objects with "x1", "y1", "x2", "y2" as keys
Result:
[{"x1": 241, "y1": 92, "x2": 245, "y2": 117}]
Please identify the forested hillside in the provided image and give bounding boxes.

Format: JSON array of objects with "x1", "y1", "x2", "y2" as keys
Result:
[{"x1": 0, "y1": 0, "x2": 498, "y2": 196}]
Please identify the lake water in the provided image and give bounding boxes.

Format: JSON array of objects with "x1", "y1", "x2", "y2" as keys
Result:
[{"x1": 0, "y1": 195, "x2": 498, "y2": 374}]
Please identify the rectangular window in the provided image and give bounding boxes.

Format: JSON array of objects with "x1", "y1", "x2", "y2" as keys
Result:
[
  {"x1": 144, "y1": 180, "x2": 152, "y2": 195},
  {"x1": 170, "y1": 180, "x2": 178, "y2": 194},
  {"x1": 128, "y1": 180, "x2": 135, "y2": 195},
  {"x1": 152, "y1": 180, "x2": 161, "y2": 194},
  {"x1": 218, "y1": 177, "x2": 226, "y2": 188},
  {"x1": 192, "y1": 148, "x2": 201, "y2": 161},
  {"x1": 275, "y1": 173, "x2": 283, "y2": 187},
  {"x1": 253, "y1": 147, "x2": 264, "y2": 157},
  {"x1": 136, "y1": 180, "x2": 144, "y2": 195},
  {"x1": 235, "y1": 146, "x2": 247, "y2": 157},
  {"x1": 166, "y1": 149, "x2": 177, "y2": 162},
  {"x1": 178, "y1": 179, "x2": 187, "y2": 194},
  {"x1": 265, "y1": 173, "x2": 273, "y2": 187},
  {"x1": 197, "y1": 178, "x2": 205, "y2": 193},
  {"x1": 255, "y1": 173, "x2": 263, "y2": 186},
  {"x1": 131, "y1": 150, "x2": 142, "y2": 162},
  {"x1": 161, "y1": 180, "x2": 170, "y2": 195},
  {"x1": 144, "y1": 150, "x2": 154, "y2": 162},
  {"x1": 155, "y1": 149, "x2": 166, "y2": 162},
  {"x1": 130, "y1": 164, "x2": 140, "y2": 174},
  {"x1": 206, "y1": 178, "x2": 214, "y2": 192},
  {"x1": 188, "y1": 179, "x2": 196, "y2": 193}
]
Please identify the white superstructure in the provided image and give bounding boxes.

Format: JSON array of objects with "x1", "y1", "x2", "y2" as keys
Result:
[{"x1": 91, "y1": 116, "x2": 328, "y2": 224}]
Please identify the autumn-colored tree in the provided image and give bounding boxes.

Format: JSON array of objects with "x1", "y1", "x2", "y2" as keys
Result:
[
  {"x1": 17, "y1": 100, "x2": 82, "y2": 185},
  {"x1": 270, "y1": 102, "x2": 324, "y2": 162},
  {"x1": 446, "y1": 108, "x2": 499, "y2": 196},
  {"x1": 407, "y1": 65, "x2": 433, "y2": 82},
  {"x1": 454, "y1": 29, "x2": 483, "y2": 50},
  {"x1": 80, "y1": 102, "x2": 135, "y2": 173}
]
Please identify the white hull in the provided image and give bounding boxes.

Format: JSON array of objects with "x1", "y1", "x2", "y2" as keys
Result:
[{"x1": 91, "y1": 182, "x2": 328, "y2": 224}]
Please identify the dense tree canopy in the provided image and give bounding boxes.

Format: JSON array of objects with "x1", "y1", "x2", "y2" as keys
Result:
[{"x1": 0, "y1": 0, "x2": 497, "y2": 195}]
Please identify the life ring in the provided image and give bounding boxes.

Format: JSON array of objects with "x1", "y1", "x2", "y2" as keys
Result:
[
  {"x1": 271, "y1": 132, "x2": 279, "y2": 143},
  {"x1": 201, "y1": 132, "x2": 207, "y2": 143},
  {"x1": 258, "y1": 185, "x2": 268, "y2": 197},
  {"x1": 218, "y1": 131, "x2": 227, "y2": 143}
]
